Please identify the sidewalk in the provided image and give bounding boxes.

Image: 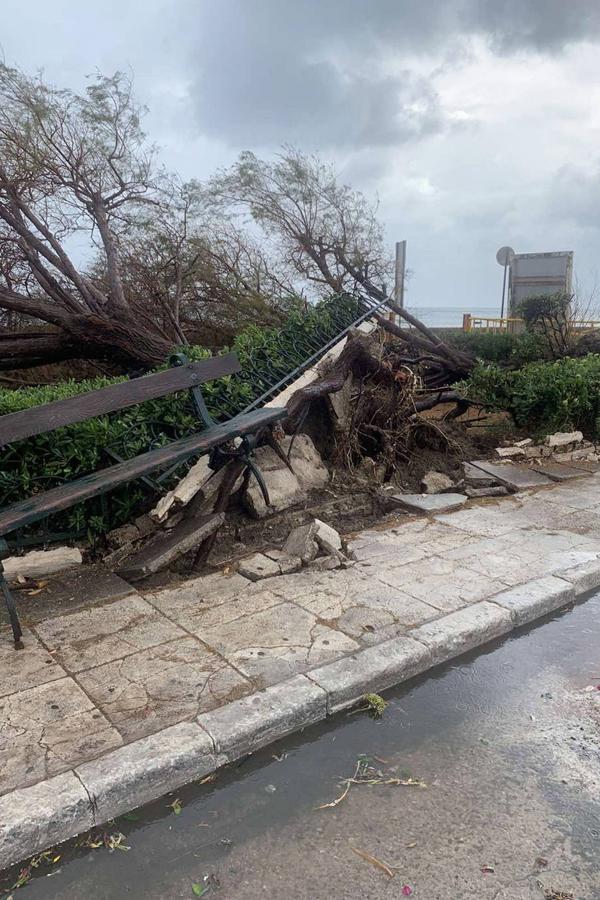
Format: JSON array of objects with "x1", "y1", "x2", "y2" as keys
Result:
[{"x1": 2, "y1": 473, "x2": 600, "y2": 869}]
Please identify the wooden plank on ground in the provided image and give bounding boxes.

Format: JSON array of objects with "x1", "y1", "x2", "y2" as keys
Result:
[{"x1": 116, "y1": 513, "x2": 225, "y2": 580}]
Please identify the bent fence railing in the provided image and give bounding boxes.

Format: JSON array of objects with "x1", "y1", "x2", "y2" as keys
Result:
[{"x1": 239, "y1": 292, "x2": 390, "y2": 413}]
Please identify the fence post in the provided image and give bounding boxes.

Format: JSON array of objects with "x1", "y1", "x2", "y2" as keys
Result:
[{"x1": 463, "y1": 313, "x2": 472, "y2": 333}]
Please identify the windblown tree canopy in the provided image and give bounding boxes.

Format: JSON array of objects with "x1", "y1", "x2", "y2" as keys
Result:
[
  {"x1": 0, "y1": 64, "x2": 472, "y2": 382},
  {"x1": 212, "y1": 148, "x2": 474, "y2": 383},
  {"x1": 0, "y1": 66, "x2": 298, "y2": 370},
  {"x1": 210, "y1": 148, "x2": 393, "y2": 298}
]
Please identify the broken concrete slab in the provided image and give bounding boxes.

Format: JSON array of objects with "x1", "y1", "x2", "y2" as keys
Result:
[
  {"x1": 3, "y1": 547, "x2": 82, "y2": 582},
  {"x1": 469, "y1": 461, "x2": 552, "y2": 490},
  {"x1": 465, "y1": 485, "x2": 509, "y2": 498},
  {"x1": 420, "y1": 471, "x2": 454, "y2": 494},
  {"x1": 263, "y1": 549, "x2": 302, "y2": 574},
  {"x1": 314, "y1": 518, "x2": 342, "y2": 551},
  {"x1": 463, "y1": 462, "x2": 497, "y2": 487},
  {"x1": 283, "y1": 522, "x2": 319, "y2": 563},
  {"x1": 307, "y1": 555, "x2": 339, "y2": 572},
  {"x1": 389, "y1": 493, "x2": 467, "y2": 514},
  {"x1": 238, "y1": 552, "x2": 282, "y2": 581},
  {"x1": 495, "y1": 446, "x2": 525, "y2": 459},
  {"x1": 0, "y1": 677, "x2": 122, "y2": 796},
  {"x1": 117, "y1": 513, "x2": 225, "y2": 581},
  {"x1": 34, "y1": 594, "x2": 186, "y2": 672},
  {"x1": 243, "y1": 434, "x2": 329, "y2": 518},
  {"x1": 76, "y1": 636, "x2": 251, "y2": 741},
  {"x1": 531, "y1": 462, "x2": 592, "y2": 482},
  {"x1": 546, "y1": 430, "x2": 583, "y2": 448}
]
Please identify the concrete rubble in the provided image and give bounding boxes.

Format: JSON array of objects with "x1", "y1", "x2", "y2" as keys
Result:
[
  {"x1": 2, "y1": 547, "x2": 82, "y2": 582},
  {"x1": 243, "y1": 434, "x2": 329, "y2": 518},
  {"x1": 495, "y1": 430, "x2": 599, "y2": 464},
  {"x1": 420, "y1": 471, "x2": 454, "y2": 494}
]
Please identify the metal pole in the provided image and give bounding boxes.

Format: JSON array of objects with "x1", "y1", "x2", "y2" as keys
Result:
[
  {"x1": 500, "y1": 263, "x2": 508, "y2": 320},
  {"x1": 394, "y1": 241, "x2": 406, "y2": 325}
]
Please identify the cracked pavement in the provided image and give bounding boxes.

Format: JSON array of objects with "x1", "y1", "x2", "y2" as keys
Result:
[{"x1": 3, "y1": 472, "x2": 600, "y2": 801}]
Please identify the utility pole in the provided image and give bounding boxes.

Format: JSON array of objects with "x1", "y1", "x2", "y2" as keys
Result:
[{"x1": 393, "y1": 240, "x2": 406, "y2": 326}]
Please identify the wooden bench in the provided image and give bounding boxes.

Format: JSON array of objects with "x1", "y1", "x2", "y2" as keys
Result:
[{"x1": 0, "y1": 352, "x2": 287, "y2": 649}]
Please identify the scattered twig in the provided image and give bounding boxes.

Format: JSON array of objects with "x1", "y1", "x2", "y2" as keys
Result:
[{"x1": 351, "y1": 846, "x2": 396, "y2": 878}]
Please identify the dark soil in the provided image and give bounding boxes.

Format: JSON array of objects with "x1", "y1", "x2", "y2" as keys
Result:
[{"x1": 133, "y1": 419, "x2": 511, "y2": 592}]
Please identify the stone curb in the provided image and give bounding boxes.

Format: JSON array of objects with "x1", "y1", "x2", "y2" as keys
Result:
[{"x1": 0, "y1": 573, "x2": 589, "y2": 872}]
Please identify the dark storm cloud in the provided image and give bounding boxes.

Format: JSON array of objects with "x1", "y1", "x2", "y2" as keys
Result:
[
  {"x1": 186, "y1": 0, "x2": 600, "y2": 148},
  {"x1": 465, "y1": 0, "x2": 600, "y2": 53}
]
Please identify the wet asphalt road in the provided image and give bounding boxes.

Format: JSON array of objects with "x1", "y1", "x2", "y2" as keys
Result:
[{"x1": 3, "y1": 591, "x2": 600, "y2": 900}]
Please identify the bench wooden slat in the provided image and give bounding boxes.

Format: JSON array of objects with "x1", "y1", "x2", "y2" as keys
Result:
[
  {"x1": 0, "y1": 406, "x2": 286, "y2": 533},
  {"x1": 0, "y1": 353, "x2": 241, "y2": 446}
]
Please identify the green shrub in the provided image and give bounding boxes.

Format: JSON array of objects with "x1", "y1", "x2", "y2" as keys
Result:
[
  {"x1": 458, "y1": 354, "x2": 600, "y2": 437},
  {"x1": 448, "y1": 331, "x2": 547, "y2": 365},
  {"x1": 1, "y1": 293, "x2": 361, "y2": 541}
]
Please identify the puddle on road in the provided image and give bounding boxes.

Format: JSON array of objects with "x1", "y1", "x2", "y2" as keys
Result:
[{"x1": 4, "y1": 591, "x2": 600, "y2": 899}]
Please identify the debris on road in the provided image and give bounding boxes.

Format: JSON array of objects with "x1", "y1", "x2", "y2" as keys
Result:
[
  {"x1": 350, "y1": 846, "x2": 396, "y2": 878},
  {"x1": 317, "y1": 755, "x2": 426, "y2": 810}
]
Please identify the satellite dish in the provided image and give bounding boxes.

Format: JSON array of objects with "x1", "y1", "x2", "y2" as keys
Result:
[{"x1": 496, "y1": 246, "x2": 515, "y2": 267}]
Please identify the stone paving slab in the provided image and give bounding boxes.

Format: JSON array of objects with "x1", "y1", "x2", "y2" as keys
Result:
[
  {"x1": 389, "y1": 492, "x2": 467, "y2": 514},
  {"x1": 34, "y1": 594, "x2": 186, "y2": 672},
  {"x1": 469, "y1": 460, "x2": 552, "y2": 489},
  {"x1": 10, "y1": 565, "x2": 136, "y2": 626},
  {"x1": 531, "y1": 461, "x2": 592, "y2": 482},
  {"x1": 195, "y1": 601, "x2": 360, "y2": 687},
  {"x1": 0, "y1": 627, "x2": 65, "y2": 698},
  {"x1": 0, "y1": 677, "x2": 122, "y2": 796},
  {"x1": 146, "y1": 583, "x2": 282, "y2": 635},
  {"x1": 3, "y1": 471, "x2": 600, "y2": 870},
  {"x1": 76, "y1": 637, "x2": 252, "y2": 742}
]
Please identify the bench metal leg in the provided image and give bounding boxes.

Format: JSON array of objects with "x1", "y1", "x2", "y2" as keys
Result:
[{"x1": 0, "y1": 563, "x2": 24, "y2": 650}]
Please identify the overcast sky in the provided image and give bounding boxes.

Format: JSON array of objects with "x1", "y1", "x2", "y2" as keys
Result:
[{"x1": 2, "y1": 0, "x2": 600, "y2": 313}]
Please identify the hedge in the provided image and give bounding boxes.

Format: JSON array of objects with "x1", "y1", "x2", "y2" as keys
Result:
[
  {"x1": 447, "y1": 331, "x2": 547, "y2": 366},
  {"x1": 0, "y1": 294, "x2": 361, "y2": 540},
  {"x1": 458, "y1": 354, "x2": 600, "y2": 437}
]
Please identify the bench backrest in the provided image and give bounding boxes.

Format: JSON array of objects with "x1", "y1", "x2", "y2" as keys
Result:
[{"x1": 0, "y1": 353, "x2": 241, "y2": 447}]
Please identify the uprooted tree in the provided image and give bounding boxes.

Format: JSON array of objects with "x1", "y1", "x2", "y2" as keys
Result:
[
  {"x1": 0, "y1": 66, "x2": 299, "y2": 370},
  {"x1": 0, "y1": 64, "x2": 473, "y2": 384}
]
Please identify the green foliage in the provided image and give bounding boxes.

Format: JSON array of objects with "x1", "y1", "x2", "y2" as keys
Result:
[
  {"x1": 0, "y1": 294, "x2": 360, "y2": 540},
  {"x1": 517, "y1": 292, "x2": 571, "y2": 327},
  {"x1": 362, "y1": 693, "x2": 388, "y2": 719},
  {"x1": 448, "y1": 331, "x2": 547, "y2": 365},
  {"x1": 449, "y1": 332, "x2": 520, "y2": 363},
  {"x1": 458, "y1": 354, "x2": 600, "y2": 436}
]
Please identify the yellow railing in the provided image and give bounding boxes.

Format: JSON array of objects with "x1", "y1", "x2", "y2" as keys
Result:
[
  {"x1": 570, "y1": 320, "x2": 600, "y2": 333},
  {"x1": 462, "y1": 314, "x2": 523, "y2": 333},
  {"x1": 463, "y1": 314, "x2": 600, "y2": 334}
]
